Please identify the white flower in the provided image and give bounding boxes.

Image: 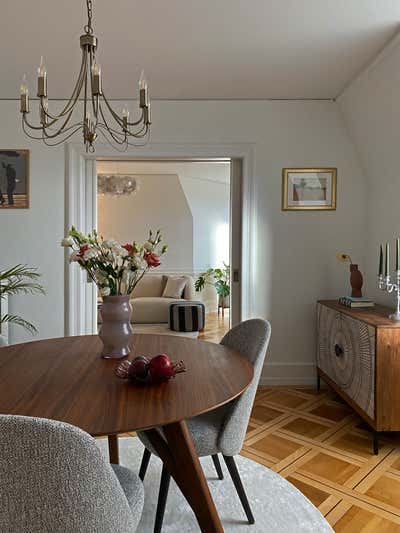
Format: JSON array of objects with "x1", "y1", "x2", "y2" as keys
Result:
[
  {"x1": 143, "y1": 241, "x2": 153, "y2": 251},
  {"x1": 83, "y1": 247, "x2": 98, "y2": 261},
  {"x1": 103, "y1": 239, "x2": 119, "y2": 249},
  {"x1": 61, "y1": 237, "x2": 74, "y2": 247},
  {"x1": 100, "y1": 286, "x2": 110, "y2": 297},
  {"x1": 69, "y1": 251, "x2": 80, "y2": 263},
  {"x1": 118, "y1": 247, "x2": 129, "y2": 258},
  {"x1": 132, "y1": 255, "x2": 146, "y2": 269}
]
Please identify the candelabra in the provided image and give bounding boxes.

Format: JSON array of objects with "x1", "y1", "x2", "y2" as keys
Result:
[{"x1": 378, "y1": 271, "x2": 400, "y2": 321}]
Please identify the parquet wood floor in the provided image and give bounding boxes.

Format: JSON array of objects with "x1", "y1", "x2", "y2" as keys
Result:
[{"x1": 245, "y1": 386, "x2": 400, "y2": 531}]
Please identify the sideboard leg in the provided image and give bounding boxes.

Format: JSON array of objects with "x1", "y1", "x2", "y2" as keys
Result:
[
  {"x1": 373, "y1": 431, "x2": 379, "y2": 455},
  {"x1": 317, "y1": 375, "x2": 321, "y2": 392}
]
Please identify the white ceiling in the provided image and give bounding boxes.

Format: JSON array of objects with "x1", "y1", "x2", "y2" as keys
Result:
[{"x1": 2, "y1": 0, "x2": 400, "y2": 100}]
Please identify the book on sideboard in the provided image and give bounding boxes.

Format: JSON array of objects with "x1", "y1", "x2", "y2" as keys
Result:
[{"x1": 338, "y1": 296, "x2": 375, "y2": 308}]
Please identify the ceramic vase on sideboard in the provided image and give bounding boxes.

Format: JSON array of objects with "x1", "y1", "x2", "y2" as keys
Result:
[
  {"x1": 350, "y1": 264, "x2": 363, "y2": 298},
  {"x1": 98, "y1": 295, "x2": 133, "y2": 359}
]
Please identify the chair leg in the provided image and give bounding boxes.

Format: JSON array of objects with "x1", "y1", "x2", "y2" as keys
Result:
[
  {"x1": 211, "y1": 454, "x2": 224, "y2": 480},
  {"x1": 223, "y1": 455, "x2": 255, "y2": 524},
  {"x1": 139, "y1": 448, "x2": 152, "y2": 481},
  {"x1": 154, "y1": 465, "x2": 171, "y2": 533}
]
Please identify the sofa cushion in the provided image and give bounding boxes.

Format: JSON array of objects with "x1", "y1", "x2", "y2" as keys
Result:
[
  {"x1": 131, "y1": 275, "x2": 166, "y2": 298},
  {"x1": 162, "y1": 276, "x2": 188, "y2": 299},
  {"x1": 131, "y1": 297, "x2": 188, "y2": 324}
]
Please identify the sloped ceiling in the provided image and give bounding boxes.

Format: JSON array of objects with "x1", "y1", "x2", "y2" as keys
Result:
[{"x1": 2, "y1": 0, "x2": 400, "y2": 100}]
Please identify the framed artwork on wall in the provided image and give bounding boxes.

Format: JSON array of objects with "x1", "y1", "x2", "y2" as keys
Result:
[
  {"x1": 282, "y1": 167, "x2": 337, "y2": 211},
  {"x1": 0, "y1": 149, "x2": 30, "y2": 209}
]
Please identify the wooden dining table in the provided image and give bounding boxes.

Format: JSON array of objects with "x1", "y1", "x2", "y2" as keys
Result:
[{"x1": 0, "y1": 333, "x2": 253, "y2": 532}]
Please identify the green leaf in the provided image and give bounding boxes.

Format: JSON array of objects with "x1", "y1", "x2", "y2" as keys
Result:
[{"x1": 0, "y1": 313, "x2": 37, "y2": 334}]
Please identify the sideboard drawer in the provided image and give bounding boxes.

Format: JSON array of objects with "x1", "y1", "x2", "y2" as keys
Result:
[{"x1": 317, "y1": 303, "x2": 375, "y2": 419}]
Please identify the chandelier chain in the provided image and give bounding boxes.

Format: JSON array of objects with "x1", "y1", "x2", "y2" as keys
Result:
[{"x1": 84, "y1": 0, "x2": 94, "y2": 34}]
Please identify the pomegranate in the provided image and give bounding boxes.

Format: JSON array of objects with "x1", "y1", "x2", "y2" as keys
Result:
[
  {"x1": 115, "y1": 353, "x2": 186, "y2": 384},
  {"x1": 128, "y1": 356, "x2": 150, "y2": 381},
  {"x1": 148, "y1": 354, "x2": 174, "y2": 382}
]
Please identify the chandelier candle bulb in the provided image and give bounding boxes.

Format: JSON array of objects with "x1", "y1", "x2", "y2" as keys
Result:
[
  {"x1": 37, "y1": 56, "x2": 47, "y2": 97},
  {"x1": 20, "y1": 75, "x2": 29, "y2": 113},
  {"x1": 385, "y1": 242, "x2": 390, "y2": 277},
  {"x1": 122, "y1": 107, "x2": 129, "y2": 129},
  {"x1": 379, "y1": 244, "x2": 383, "y2": 276},
  {"x1": 397, "y1": 238, "x2": 400, "y2": 271},
  {"x1": 91, "y1": 63, "x2": 102, "y2": 95}
]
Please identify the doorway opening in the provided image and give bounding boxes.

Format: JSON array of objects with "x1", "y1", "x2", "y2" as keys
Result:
[{"x1": 95, "y1": 159, "x2": 240, "y2": 342}]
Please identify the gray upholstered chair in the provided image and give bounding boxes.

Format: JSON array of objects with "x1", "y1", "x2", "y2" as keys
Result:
[
  {"x1": 0, "y1": 415, "x2": 144, "y2": 533},
  {"x1": 138, "y1": 318, "x2": 271, "y2": 532}
]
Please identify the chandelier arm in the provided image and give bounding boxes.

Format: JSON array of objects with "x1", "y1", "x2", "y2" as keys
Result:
[
  {"x1": 40, "y1": 106, "x2": 77, "y2": 133},
  {"x1": 98, "y1": 105, "x2": 127, "y2": 141},
  {"x1": 41, "y1": 126, "x2": 84, "y2": 147},
  {"x1": 98, "y1": 103, "x2": 148, "y2": 138},
  {"x1": 126, "y1": 111, "x2": 145, "y2": 127},
  {"x1": 97, "y1": 121, "x2": 128, "y2": 145},
  {"x1": 89, "y1": 49, "x2": 100, "y2": 125},
  {"x1": 97, "y1": 127, "x2": 129, "y2": 152},
  {"x1": 102, "y1": 91, "x2": 146, "y2": 128},
  {"x1": 100, "y1": 93, "x2": 126, "y2": 128},
  {"x1": 98, "y1": 122, "x2": 150, "y2": 145},
  {"x1": 39, "y1": 50, "x2": 87, "y2": 123},
  {"x1": 41, "y1": 118, "x2": 83, "y2": 139},
  {"x1": 124, "y1": 130, "x2": 151, "y2": 147},
  {"x1": 22, "y1": 119, "x2": 49, "y2": 140}
]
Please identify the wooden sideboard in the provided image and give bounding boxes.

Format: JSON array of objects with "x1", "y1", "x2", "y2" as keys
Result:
[{"x1": 317, "y1": 300, "x2": 400, "y2": 454}]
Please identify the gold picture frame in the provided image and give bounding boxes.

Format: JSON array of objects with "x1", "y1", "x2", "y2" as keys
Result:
[
  {"x1": 0, "y1": 149, "x2": 30, "y2": 209},
  {"x1": 282, "y1": 168, "x2": 337, "y2": 211}
]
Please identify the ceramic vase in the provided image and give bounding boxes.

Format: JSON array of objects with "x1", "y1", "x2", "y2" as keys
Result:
[
  {"x1": 98, "y1": 295, "x2": 133, "y2": 359},
  {"x1": 350, "y1": 264, "x2": 363, "y2": 298}
]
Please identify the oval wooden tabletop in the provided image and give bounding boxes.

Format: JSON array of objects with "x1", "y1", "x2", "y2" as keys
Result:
[{"x1": 0, "y1": 334, "x2": 253, "y2": 436}]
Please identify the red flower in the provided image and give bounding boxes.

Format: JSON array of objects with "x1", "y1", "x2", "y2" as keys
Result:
[
  {"x1": 122, "y1": 243, "x2": 136, "y2": 256},
  {"x1": 77, "y1": 244, "x2": 89, "y2": 257},
  {"x1": 144, "y1": 252, "x2": 161, "y2": 267}
]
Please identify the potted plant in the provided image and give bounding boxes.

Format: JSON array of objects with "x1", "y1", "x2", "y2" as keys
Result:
[
  {"x1": 0, "y1": 264, "x2": 45, "y2": 345},
  {"x1": 195, "y1": 263, "x2": 230, "y2": 312}
]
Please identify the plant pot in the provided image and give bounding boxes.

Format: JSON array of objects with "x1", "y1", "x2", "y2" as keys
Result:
[
  {"x1": 98, "y1": 295, "x2": 133, "y2": 359},
  {"x1": 350, "y1": 264, "x2": 363, "y2": 298},
  {"x1": 218, "y1": 295, "x2": 230, "y2": 309},
  {"x1": 0, "y1": 335, "x2": 8, "y2": 347}
]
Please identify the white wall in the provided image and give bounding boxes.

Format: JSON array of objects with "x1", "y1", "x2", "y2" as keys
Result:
[
  {"x1": 178, "y1": 174, "x2": 230, "y2": 271},
  {"x1": 338, "y1": 37, "x2": 400, "y2": 306},
  {"x1": 0, "y1": 99, "x2": 366, "y2": 384},
  {"x1": 97, "y1": 168, "x2": 194, "y2": 273}
]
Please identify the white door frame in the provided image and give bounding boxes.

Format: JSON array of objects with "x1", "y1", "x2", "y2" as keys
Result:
[{"x1": 65, "y1": 141, "x2": 255, "y2": 336}]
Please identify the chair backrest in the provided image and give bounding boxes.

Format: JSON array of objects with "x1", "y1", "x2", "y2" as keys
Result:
[
  {"x1": 0, "y1": 415, "x2": 137, "y2": 533},
  {"x1": 218, "y1": 318, "x2": 271, "y2": 456}
]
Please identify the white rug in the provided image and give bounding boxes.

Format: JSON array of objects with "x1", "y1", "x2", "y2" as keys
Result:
[{"x1": 96, "y1": 437, "x2": 332, "y2": 533}]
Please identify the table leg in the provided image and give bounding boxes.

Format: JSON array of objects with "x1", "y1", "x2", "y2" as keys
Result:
[
  {"x1": 144, "y1": 420, "x2": 223, "y2": 533},
  {"x1": 108, "y1": 434, "x2": 119, "y2": 464}
]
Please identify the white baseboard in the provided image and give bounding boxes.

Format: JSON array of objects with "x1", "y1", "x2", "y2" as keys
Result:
[{"x1": 260, "y1": 362, "x2": 317, "y2": 386}]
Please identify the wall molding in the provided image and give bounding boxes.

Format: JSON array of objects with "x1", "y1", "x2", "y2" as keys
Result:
[
  {"x1": 65, "y1": 141, "x2": 255, "y2": 335},
  {"x1": 260, "y1": 362, "x2": 317, "y2": 386}
]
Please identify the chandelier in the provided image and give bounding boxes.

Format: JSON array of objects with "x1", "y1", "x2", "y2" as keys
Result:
[
  {"x1": 97, "y1": 174, "x2": 140, "y2": 197},
  {"x1": 19, "y1": 0, "x2": 151, "y2": 153}
]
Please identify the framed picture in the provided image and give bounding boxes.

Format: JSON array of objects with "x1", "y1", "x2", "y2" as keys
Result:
[
  {"x1": 282, "y1": 168, "x2": 337, "y2": 211},
  {"x1": 0, "y1": 149, "x2": 30, "y2": 209}
]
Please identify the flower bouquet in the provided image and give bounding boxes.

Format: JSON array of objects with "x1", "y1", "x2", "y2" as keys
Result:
[{"x1": 62, "y1": 227, "x2": 167, "y2": 358}]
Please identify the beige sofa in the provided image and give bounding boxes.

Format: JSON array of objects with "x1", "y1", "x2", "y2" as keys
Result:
[{"x1": 130, "y1": 274, "x2": 196, "y2": 324}]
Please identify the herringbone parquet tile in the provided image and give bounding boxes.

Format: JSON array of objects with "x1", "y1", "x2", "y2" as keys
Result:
[{"x1": 244, "y1": 386, "x2": 400, "y2": 531}]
